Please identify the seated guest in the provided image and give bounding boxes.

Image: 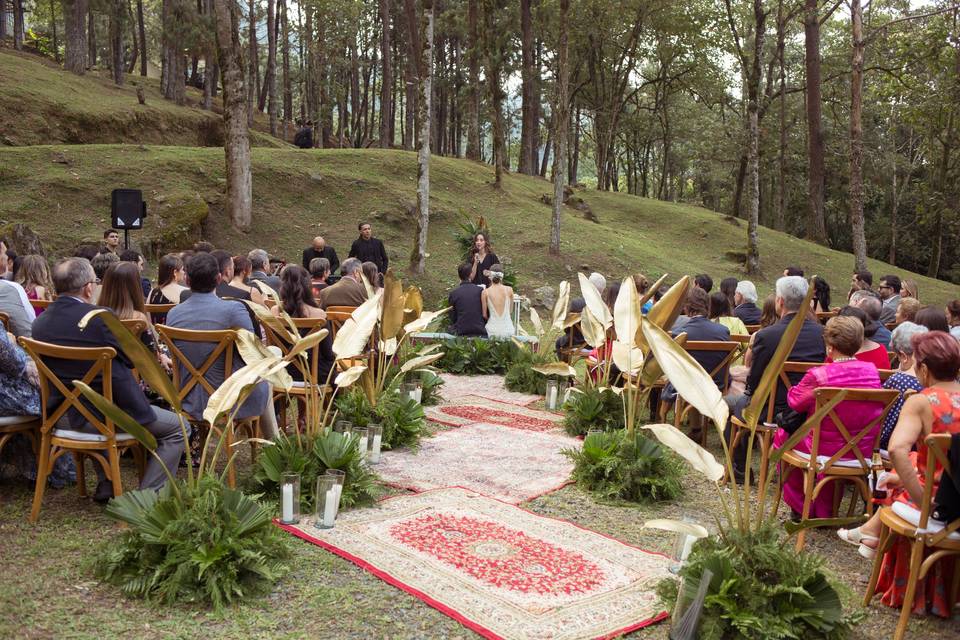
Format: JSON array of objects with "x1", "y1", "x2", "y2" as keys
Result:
[
  {"x1": 848, "y1": 269, "x2": 873, "y2": 299},
  {"x1": 775, "y1": 316, "x2": 883, "y2": 518},
  {"x1": 272, "y1": 266, "x2": 334, "y2": 392},
  {"x1": 120, "y1": 249, "x2": 153, "y2": 299},
  {"x1": 719, "y1": 277, "x2": 738, "y2": 310},
  {"x1": 99, "y1": 262, "x2": 167, "y2": 365},
  {"x1": 148, "y1": 253, "x2": 188, "y2": 306},
  {"x1": 229, "y1": 255, "x2": 266, "y2": 306},
  {"x1": 301, "y1": 236, "x2": 340, "y2": 275},
  {"x1": 899, "y1": 278, "x2": 919, "y2": 301},
  {"x1": 725, "y1": 276, "x2": 826, "y2": 480},
  {"x1": 0, "y1": 241, "x2": 36, "y2": 337},
  {"x1": 15, "y1": 255, "x2": 54, "y2": 316},
  {"x1": 895, "y1": 297, "x2": 921, "y2": 325},
  {"x1": 308, "y1": 258, "x2": 331, "y2": 297},
  {"x1": 709, "y1": 291, "x2": 748, "y2": 336},
  {"x1": 879, "y1": 322, "x2": 927, "y2": 449},
  {"x1": 947, "y1": 300, "x2": 960, "y2": 340},
  {"x1": 878, "y1": 274, "x2": 901, "y2": 325},
  {"x1": 783, "y1": 266, "x2": 804, "y2": 277},
  {"x1": 832, "y1": 306, "x2": 891, "y2": 368},
  {"x1": 693, "y1": 273, "x2": 713, "y2": 293},
  {"x1": 361, "y1": 261, "x2": 381, "y2": 293},
  {"x1": 850, "y1": 290, "x2": 891, "y2": 348},
  {"x1": 733, "y1": 280, "x2": 762, "y2": 325},
  {"x1": 90, "y1": 251, "x2": 118, "y2": 303},
  {"x1": 32, "y1": 258, "x2": 184, "y2": 499},
  {"x1": 555, "y1": 272, "x2": 606, "y2": 356},
  {"x1": 165, "y1": 253, "x2": 280, "y2": 449},
  {"x1": 633, "y1": 273, "x2": 653, "y2": 313},
  {"x1": 184, "y1": 250, "x2": 261, "y2": 332},
  {"x1": 318, "y1": 258, "x2": 367, "y2": 309},
  {"x1": 915, "y1": 305, "x2": 950, "y2": 333},
  {"x1": 448, "y1": 263, "x2": 487, "y2": 337},
  {"x1": 663, "y1": 288, "x2": 730, "y2": 402},
  {"x1": 759, "y1": 293, "x2": 778, "y2": 328},
  {"x1": 838, "y1": 332, "x2": 960, "y2": 615},
  {"x1": 811, "y1": 276, "x2": 831, "y2": 314},
  {"x1": 247, "y1": 249, "x2": 281, "y2": 291}
]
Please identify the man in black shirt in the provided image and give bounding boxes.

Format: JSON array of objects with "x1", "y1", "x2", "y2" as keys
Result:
[
  {"x1": 448, "y1": 263, "x2": 487, "y2": 337},
  {"x1": 301, "y1": 236, "x2": 340, "y2": 274},
  {"x1": 348, "y1": 222, "x2": 388, "y2": 274}
]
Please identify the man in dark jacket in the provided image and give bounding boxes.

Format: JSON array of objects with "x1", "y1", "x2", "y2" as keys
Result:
[
  {"x1": 662, "y1": 288, "x2": 730, "y2": 405},
  {"x1": 724, "y1": 276, "x2": 826, "y2": 479},
  {"x1": 733, "y1": 280, "x2": 762, "y2": 325},
  {"x1": 348, "y1": 222, "x2": 388, "y2": 274},
  {"x1": 301, "y1": 236, "x2": 340, "y2": 275},
  {"x1": 448, "y1": 264, "x2": 487, "y2": 337},
  {"x1": 31, "y1": 258, "x2": 184, "y2": 500}
]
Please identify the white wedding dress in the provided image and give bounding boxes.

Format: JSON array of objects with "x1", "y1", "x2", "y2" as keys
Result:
[{"x1": 485, "y1": 298, "x2": 515, "y2": 338}]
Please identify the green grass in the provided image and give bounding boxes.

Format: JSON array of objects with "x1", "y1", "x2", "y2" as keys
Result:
[
  {"x1": 0, "y1": 142, "x2": 956, "y2": 308},
  {"x1": 0, "y1": 49, "x2": 286, "y2": 148}
]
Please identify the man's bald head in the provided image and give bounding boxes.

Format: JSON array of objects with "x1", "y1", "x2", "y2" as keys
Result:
[{"x1": 312, "y1": 236, "x2": 326, "y2": 251}]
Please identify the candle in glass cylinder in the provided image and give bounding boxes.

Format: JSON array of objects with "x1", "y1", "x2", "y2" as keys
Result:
[
  {"x1": 282, "y1": 484, "x2": 293, "y2": 522},
  {"x1": 280, "y1": 472, "x2": 300, "y2": 524},
  {"x1": 353, "y1": 427, "x2": 369, "y2": 461},
  {"x1": 367, "y1": 424, "x2": 383, "y2": 464}
]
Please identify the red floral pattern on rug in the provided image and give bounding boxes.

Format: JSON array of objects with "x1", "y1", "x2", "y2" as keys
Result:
[
  {"x1": 437, "y1": 405, "x2": 558, "y2": 432},
  {"x1": 389, "y1": 513, "x2": 604, "y2": 596}
]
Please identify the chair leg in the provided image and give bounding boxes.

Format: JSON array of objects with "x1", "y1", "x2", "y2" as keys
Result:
[
  {"x1": 893, "y1": 540, "x2": 926, "y2": 640},
  {"x1": 948, "y1": 555, "x2": 960, "y2": 611},
  {"x1": 757, "y1": 432, "x2": 772, "y2": 495},
  {"x1": 108, "y1": 445, "x2": 123, "y2": 498},
  {"x1": 795, "y1": 470, "x2": 815, "y2": 551},
  {"x1": 73, "y1": 452, "x2": 87, "y2": 497},
  {"x1": 863, "y1": 522, "x2": 891, "y2": 605},
  {"x1": 29, "y1": 436, "x2": 53, "y2": 522}
]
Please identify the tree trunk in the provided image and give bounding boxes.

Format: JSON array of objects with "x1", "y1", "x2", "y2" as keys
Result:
[
  {"x1": 213, "y1": 0, "x2": 252, "y2": 231},
  {"x1": 569, "y1": 105, "x2": 580, "y2": 184},
  {"x1": 88, "y1": 7, "x2": 96, "y2": 67},
  {"x1": 280, "y1": 0, "x2": 291, "y2": 128},
  {"x1": 13, "y1": 0, "x2": 23, "y2": 50},
  {"x1": 247, "y1": 0, "x2": 257, "y2": 126},
  {"x1": 803, "y1": 0, "x2": 828, "y2": 243},
  {"x1": 744, "y1": 0, "x2": 765, "y2": 275},
  {"x1": 50, "y1": 0, "x2": 61, "y2": 62},
  {"x1": 403, "y1": 0, "x2": 421, "y2": 150},
  {"x1": 266, "y1": 0, "x2": 278, "y2": 135},
  {"x1": 518, "y1": 0, "x2": 537, "y2": 174},
  {"x1": 64, "y1": 0, "x2": 88, "y2": 74},
  {"x1": 109, "y1": 0, "x2": 124, "y2": 84},
  {"x1": 163, "y1": 0, "x2": 186, "y2": 104},
  {"x1": 482, "y1": 0, "x2": 506, "y2": 187},
  {"x1": 928, "y1": 117, "x2": 953, "y2": 277},
  {"x1": 412, "y1": 0, "x2": 434, "y2": 274},
  {"x1": 465, "y1": 0, "x2": 481, "y2": 161},
  {"x1": 136, "y1": 0, "x2": 146, "y2": 75},
  {"x1": 379, "y1": 0, "x2": 393, "y2": 147},
  {"x1": 0, "y1": 0, "x2": 5, "y2": 41},
  {"x1": 550, "y1": 0, "x2": 570, "y2": 256},
  {"x1": 848, "y1": 0, "x2": 868, "y2": 272},
  {"x1": 775, "y1": 0, "x2": 786, "y2": 231}
]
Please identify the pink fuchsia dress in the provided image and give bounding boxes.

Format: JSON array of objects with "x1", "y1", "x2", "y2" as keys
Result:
[{"x1": 774, "y1": 360, "x2": 882, "y2": 517}]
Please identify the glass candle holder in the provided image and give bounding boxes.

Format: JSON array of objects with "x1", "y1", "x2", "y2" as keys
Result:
[
  {"x1": 545, "y1": 380, "x2": 560, "y2": 410},
  {"x1": 401, "y1": 382, "x2": 418, "y2": 404},
  {"x1": 352, "y1": 427, "x2": 369, "y2": 461},
  {"x1": 280, "y1": 472, "x2": 300, "y2": 524},
  {"x1": 333, "y1": 420, "x2": 352, "y2": 433},
  {"x1": 412, "y1": 379, "x2": 423, "y2": 404},
  {"x1": 367, "y1": 423, "x2": 383, "y2": 464},
  {"x1": 315, "y1": 470, "x2": 346, "y2": 529}
]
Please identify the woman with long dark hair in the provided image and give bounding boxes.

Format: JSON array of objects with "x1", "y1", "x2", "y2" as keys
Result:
[
  {"x1": 467, "y1": 231, "x2": 499, "y2": 287},
  {"x1": 148, "y1": 254, "x2": 187, "y2": 305},
  {"x1": 812, "y1": 276, "x2": 831, "y2": 313}
]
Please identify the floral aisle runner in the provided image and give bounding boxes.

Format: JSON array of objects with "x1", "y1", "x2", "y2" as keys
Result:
[
  {"x1": 426, "y1": 395, "x2": 564, "y2": 431},
  {"x1": 376, "y1": 423, "x2": 577, "y2": 504},
  {"x1": 440, "y1": 374, "x2": 543, "y2": 407},
  {"x1": 278, "y1": 488, "x2": 670, "y2": 640}
]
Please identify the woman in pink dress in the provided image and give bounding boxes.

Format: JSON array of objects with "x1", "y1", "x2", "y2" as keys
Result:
[
  {"x1": 15, "y1": 255, "x2": 54, "y2": 316},
  {"x1": 775, "y1": 315, "x2": 883, "y2": 518}
]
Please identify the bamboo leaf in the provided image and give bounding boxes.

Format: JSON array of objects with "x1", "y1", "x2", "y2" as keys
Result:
[
  {"x1": 642, "y1": 422, "x2": 725, "y2": 482},
  {"x1": 79, "y1": 309, "x2": 181, "y2": 413},
  {"x1": 551, "y1": 281, "x2": 571, "y2": 331},
  {"x1": 332, "y1": 291, "x2": 382, "y2": 359},
  {"x1": 642, "y1": 518, "x2": 710, "y2": 539},
  {"x1": 73, "y1": 380, "x2": 159, "y2": 451},
  {"x1": 531, "y1": 362, "x2": 578, "y2": 377},
  {"x1": 334, "y1": 364, "x2": 368, "y2": 387},
  {"x1": 380, "y1": 269, "x2": 406, "y2": 340},
  {"x1": 529, "y1": 307, "x2": 544, "y2": 337},
  {"x1": 285, "y1": 328, "x2": 330, "y2": 361},
  {"x1": 579, "y1": 306, "x2": 607, "y2": 348},
  {"x1": 577, "y1": 272, "x2": 612, "y2": 328},
  {"x1": 403, "y1": 308, "x2": 449, "y2": 334},
  {"x1": 399, "y1": 352, "x2": 444, "y2": 373}
]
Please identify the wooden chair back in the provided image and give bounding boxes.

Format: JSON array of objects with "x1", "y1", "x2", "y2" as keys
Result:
[
  {"x1": 325, "y1": 305, "x2": 358, "y2": 315},
  {"x1": 682, "y1": 340, "x2": 742, "y2": 390},
  {"x1": 916, "y1": 433, "x2": 960, "y2": 546},
  {"x1": 18, "y1": 338, "x2": 117, "y2": 438},
  {"x1": 756, "y1": 361, "x2": 821, "y2": 424},
  {"x1": 145, "y1": 303, "x2": 176, "y2": 324},
  {"x1": 745, "y1": 324, "x2": 762, "y2": 334},
  {"x1": 559, "y1": 322, "x2": 587, "y2": 363},
  {"x1": 120, "y1": 318, "x2": 148, "y2": 340},
  {"x1": 325, "y1": 310, "x2": 353, "y2": 342},
  {"x1": 263, "y1": 316, "x2": 329, "y2": 386},
  {"x1": 31, "y1": 298, "x2": 53, "y2": 311},
  {"x1": 806, "y1": 387, "x2": 900, "y2": 473},
  {"x1": 155, "y1": 325, "x2": 238, "y2": 412}
]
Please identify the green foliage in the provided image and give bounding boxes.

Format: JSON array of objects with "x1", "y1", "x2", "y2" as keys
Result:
[
  {"x1": 417, "y1": 369, "x2": 444, "y2": 406},
  {"x1": 334, "y1": 385, "x2": 426, "y2": 450},
  {"x1": 564, "y1": 430, "x2": 683, "y2": 503},
  {"x1": 657, "y1": 524, "x2": 864, "y2": 640},
  {"x1": 562, "y1": 386, "x2": 624, "y2": 436},
  {"x1": 253, "y1": 431, "x2": 380, "y2": 511},
  {"x1": 503, "y1": 346, "x2": 554, "y2": 395},
  {"x1": 435, "y1": 338, "x2": 520, "y2": 375},
  {"x1": 94, "y1": 476, "x2": 289, "y2": 611}
]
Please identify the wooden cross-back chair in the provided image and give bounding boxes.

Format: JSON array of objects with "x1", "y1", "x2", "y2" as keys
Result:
[
  {"x1": 864, "y1": 433, "x2": 960, "y2": 640},
  {"x1": 558, "y1": 323, "x2": 588, "y2": 364},
  {"x1": 777, "y1": 387, "x2": 900, "y2": 550},
  {"x1": 262, "y1": 316, "x2": 333, "y2": 430},
  {"x1": 325, "y1": 307, "x2": 376, "y2": 370},
  {"x1": 661, "y1": 340, "x2": 743, "y2": 447},
  {"x1": 816, "y1": 310, "x2": 838, "y2": 325},
  {"x1": 145, "y1": 303, "x2": 176, "y2": 324},
  {"x1": 119, "y1": 319, "x2": 149, "y2": 382},
  {"x1": 19, "y1": 338, "x2": 146, "y2": 522},
  {"x1": 155, "y1": 326, "x2": 259, "y2": 488},
  {"x1": 744, "y1": 324, "x2": 762, "y2": 334},
  {"x1": 0, "y1": 311, "x2": 10, "y2": 327},
  {"x1": 728, "y1": 361, "x2": 821, "y2": 490},
  {"x1": 30, "y1": 298, "x2": 53, "y2": 311}
]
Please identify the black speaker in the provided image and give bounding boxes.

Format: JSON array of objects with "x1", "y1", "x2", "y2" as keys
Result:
[{"x1": 111, "y1": 189, "x2": 147, "y2": 230}]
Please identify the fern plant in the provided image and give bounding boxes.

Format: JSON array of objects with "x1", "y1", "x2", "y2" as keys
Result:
[
  {"x1": 563, "y1": 430, "x2": 683, "y2": 503},
  {"x1": 334, "y1": 384, "x2": 426, "y2": 450},
  {"x1": 562, "y1": 386, "x2": 625, "y2": 436},
  {"x1": 504, "y1": 346, "x2": 553, "y2": 395},
  {"x1": 436, "y1": 338, "x2": 520, "y2": 375}
]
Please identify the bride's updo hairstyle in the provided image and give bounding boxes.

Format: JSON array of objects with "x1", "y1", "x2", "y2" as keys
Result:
[{"x1": 485, "y1": 262, "x2": 505, "y2": 284}]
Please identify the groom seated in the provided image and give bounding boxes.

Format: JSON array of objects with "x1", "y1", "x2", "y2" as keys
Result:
[{"x1": 448, "y1": 263, "x2": 487, "y2": 337}]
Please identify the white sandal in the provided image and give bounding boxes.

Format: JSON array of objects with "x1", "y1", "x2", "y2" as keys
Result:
[{"x1": 837, "y1": 527, "x2": 879, "y2": 546}]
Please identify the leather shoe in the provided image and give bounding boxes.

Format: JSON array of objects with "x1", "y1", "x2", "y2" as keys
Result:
[{"x1": 93, "y1": 479, "x2": 115, "y2": 504}]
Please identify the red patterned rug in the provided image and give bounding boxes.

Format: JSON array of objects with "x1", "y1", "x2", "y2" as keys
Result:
[
  {"x1": 426, "y1": 395, "x2": 564, "y2": 432},
  {"x1": 440, "y1": 374, "x2": 543, "y2": 407},
  {"x1": 376, "y1": 422, "x2": 577, "y2": 504},
  {"x1": 278, "y1": 488, "x2": 671, "y2": 640}
]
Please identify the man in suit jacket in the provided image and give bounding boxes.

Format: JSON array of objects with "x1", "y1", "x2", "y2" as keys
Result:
[
  {"x1": 662, "y1": 288, "x2": 730, "y2": 405},
  {"x1": 248, "y1": 248, "x2": 281, "y2": 291},
  {"x1": 724, "y1": 276, "x2": 826, "y2": 479},
  {"x1": 448, "y1": 264, "x2": 487, "y2": 337},
  {"x1": 301, "y1": 236, "x2": 340, "y2": 275},
  {"x1": 878, "y1": 275, "x2": 901, "y2": 325},
  {"x1": 319, "y1": 258, "x2": 368, "y2": 309},
  {"x1": 348, "y1": 222, "x2": 388, "y2": 274},
  {"x1": 31, "y1": 258, "x2": 184, "y2": 499},
  {"x1": 733, "y1": 280, "x2": 762, "y2": 325},
  {"x1": 165, "y1": 253, "x2": 279, "y2": 439}
]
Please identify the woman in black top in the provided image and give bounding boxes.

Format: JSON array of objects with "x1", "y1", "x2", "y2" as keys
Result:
[{"x1": 467, "y1": 231, "x2": 499, "y2": 287}]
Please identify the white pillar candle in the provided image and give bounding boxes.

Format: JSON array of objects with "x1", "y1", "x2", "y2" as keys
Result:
[
  {"x1": 281, "y1": 484, "x2": 294, "y2": 523},
  {"x1": 321, "y1": 487, "x2": 338, "y2": 527},
  {"x1": 414, "y1": 387, "x2": 422, "y2": 403},
  {"x1": 370, "y1": 434, "x2": 382, "y2": 463},
  {"x1": 547, "y1": 386, "x2": 558, "y2": 409},
  {"x1": 680, "y1": 534, "x2": 696, "y2": 561},
  {"x1": 358, "y1": 435, "x2": 369, "y2": 460}
]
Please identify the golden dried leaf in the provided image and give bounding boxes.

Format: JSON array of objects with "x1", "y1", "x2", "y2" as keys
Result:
[
  {"x1": 332, "y1": 291, "x2": 382, "y2": 359},
  {"x1": 577, "y1": 272, "x2": 612, "y2": 328},
  {"x1": 551, "y1": 281, "x2": 571, "y2": 331},
  {"x1": 380, "y1": 269, "x2": 406, "y2": 340},
  {"x1": 531, "y1": 362, "x2": 578, "y2": 377},
  {"x1": 641, "y1": 423, "x2": 725, "y2": 482}
]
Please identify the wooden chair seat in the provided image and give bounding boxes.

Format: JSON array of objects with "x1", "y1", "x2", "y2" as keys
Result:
[{"x1": 0, "y1": 415, "x2": 40, "y2": 459}]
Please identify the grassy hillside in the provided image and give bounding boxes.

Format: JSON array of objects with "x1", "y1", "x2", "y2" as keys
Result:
[
  {"x1": 1, "y1": 143, "x2": 956, "y2": 307},
  {"x1": 0, "y1": 49, "x2": 286, "y2": 148}
]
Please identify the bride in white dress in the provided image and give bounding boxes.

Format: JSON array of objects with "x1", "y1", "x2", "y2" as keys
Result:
[{"x1": 481, "y1": 264, "x2": 515, "y2": 338}]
